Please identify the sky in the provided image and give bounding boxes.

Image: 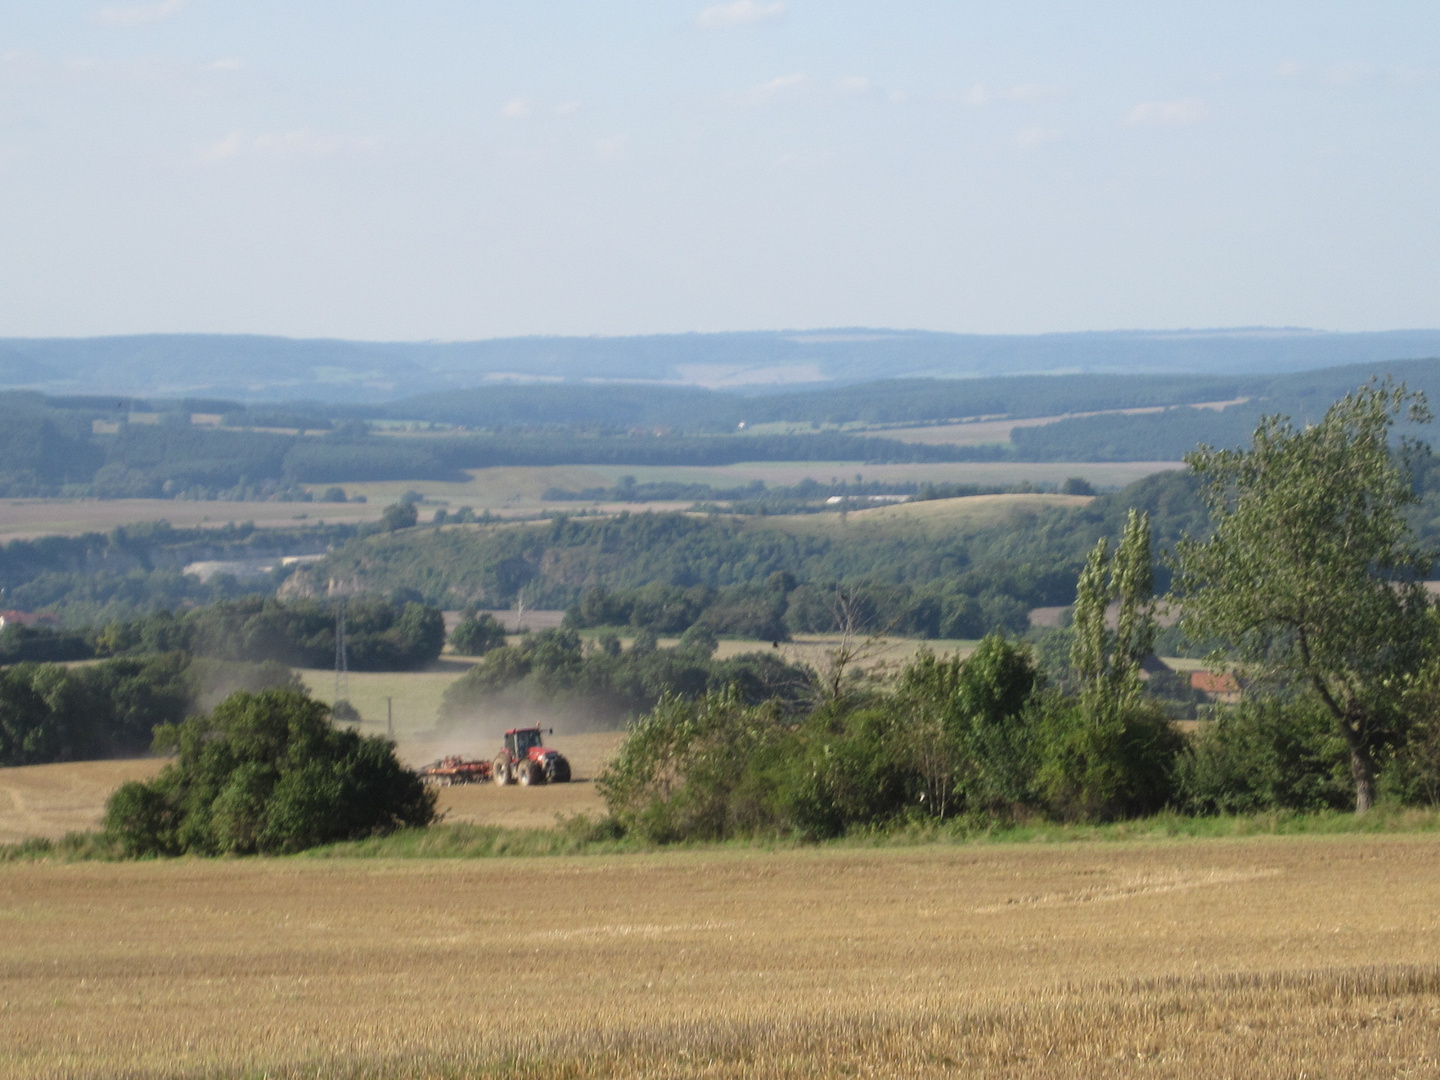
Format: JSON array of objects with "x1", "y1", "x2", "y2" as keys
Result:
[{"x1": 0, "y1": 1, "x2": 1437, "y2": 340}]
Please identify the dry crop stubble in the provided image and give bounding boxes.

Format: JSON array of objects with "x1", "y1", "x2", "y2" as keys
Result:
[{"x1": 2, "y1": 836, "x2": 1439, "y2": 1078}]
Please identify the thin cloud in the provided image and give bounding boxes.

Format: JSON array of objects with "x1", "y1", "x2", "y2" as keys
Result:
[
  {"x1": 197, "y1": 129, "x2": 380, "y2": 164},
  {"x1": 746, "y1": 72, "x2": 806, "y2": 104},
  {"x1": 697, "y1": 1, "x2": 784, "y2": 30},
  {"x1": 500, "y1": 97, "x2": 532, "y2": 120},
  {"x1": 198, "y1": 130, "x2": 243, "y2": 163},
  {"x1": 1124, "y1": 97, "x2": 1209, "y2": 128},
  {"x1": 595, "y1": 133, "x2": 630, "y2": 158},
  {"x1": 1013, "y1": 126, "x2": 1060, "y2": 150},
  {"x1": 1001, "y1": 83, "x2": 1063, "y2": 104},
  {"x1": 207, "y1": 58, "x2": 243, "y2": 72},
  {"x1": 965, "y1": 82, "x2": 1063, "y2": 106},
  {"x1": 94, "y1": 0, "x2": 189, "y2": 27},
  {"x1": 836, "y1": 76, "x2": 873, "y2": 96},
  {"x1": 1326, "y1": 61, "x2": 1370, "y2": 85}
]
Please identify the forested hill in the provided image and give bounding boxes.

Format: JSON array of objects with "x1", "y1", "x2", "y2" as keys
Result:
[
  {"x1": 382, "y1": 358, "x2": 1440, "y2": 432},
  {"x1": 280, "y1": 473, "x2": 1212, "y2": 627},
  {"x1": 3, "y1": 328, "x2": 1439, "y2": 402}
]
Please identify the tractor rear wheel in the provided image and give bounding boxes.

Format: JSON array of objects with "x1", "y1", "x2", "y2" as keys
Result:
[
  {"x1": 493, "y1": 756, "x2": 513, "y2": 785},
  {"x1": 518, "y1": 759, "x2": 543, "y2": 786},
  {"x1": 545, "y1": 756, "x2": 571, "y2": 783}
]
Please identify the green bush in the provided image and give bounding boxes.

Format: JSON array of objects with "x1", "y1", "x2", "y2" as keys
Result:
[
  {"x1": 449, "y1": 611, "x2": 507, "y2": 656},
  {"x1": 769, "y1": 705, "x2": 918, "y2": 839},
  {"x1": 896, "y1": 635, "x2": 1041, "y2": 817},
  {"x1": 103, "y1": 688, "x2": 435, "y2": 856},
  {"x1": 597, "y1": 690, "x2": 787, "y2": 843},
  {"x1": 1034, "y1": 692, "x2": 1182, "y2": 821},
  {"x1": 1175, "y1": 697, "x2": 1361, "y2": 814}
]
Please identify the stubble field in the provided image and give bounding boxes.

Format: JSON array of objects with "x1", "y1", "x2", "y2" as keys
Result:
[{"x1": 2, "y1": 835, "x2": 1438, "y2": 1078}]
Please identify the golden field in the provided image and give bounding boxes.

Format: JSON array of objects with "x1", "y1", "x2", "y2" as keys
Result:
[
  {"x1": 751, "y1": 492, "x2": 1094, "y2": 540},
  {"x1": 0, "y1": 496, "x2": 380, "y2": 541},
  {"x1": 2, "y1": 834, "x2": 1439, "y2": 1078}
]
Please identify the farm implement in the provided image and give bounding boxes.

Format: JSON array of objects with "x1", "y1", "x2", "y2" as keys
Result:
[
  {"x1": 418, "y1": 756, "x2": 492, "y2": 785},
  {"x1": 420, "y1": 727, "x2": 572, "y2": 787}
]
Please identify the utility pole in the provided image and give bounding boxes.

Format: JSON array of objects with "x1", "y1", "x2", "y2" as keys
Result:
[
  {"x1": 332, "y1": 588, "x2": 349, "y2": 706},
  {"x1": 386, "y1": 696, "x2": 393, "y2": 738}
]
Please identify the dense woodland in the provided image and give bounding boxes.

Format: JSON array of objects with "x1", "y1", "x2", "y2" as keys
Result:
[{"x1": 283, "y1": 470, "x2": 1209, "y2": 630}]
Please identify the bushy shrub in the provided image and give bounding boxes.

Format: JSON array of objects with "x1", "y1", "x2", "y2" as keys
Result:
[
  {"x1": 896, "y1": 635, "x2": 1041, "y2": 817},
  {"x1": 104, "y1": 688, "x2": 435, "y2": 856},
  {"x1": 597, "y1": 690, "x2": 786, "y2": 842},
  {"x1": 768, "y1": 705, "x2": 918, "y2": 839},
  {"x1": 1034, "y1": 692, "x2": 1182, "y2": 821},
  {"x1": 379, "y1": 501, "x2": 419, "y2": 532},
  {"x1": 449, "y1": 611, "x2": 507, "y2": 656},
  {"x1": 1384, "y1": 712, "x2": 1440, "y2": 806},
  {"x1": 1174, "y1": 696, "x2": 1352, "y2": 813}
]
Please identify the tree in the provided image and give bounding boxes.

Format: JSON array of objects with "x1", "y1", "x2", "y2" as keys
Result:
[
  {"x1": 449, "y1": 610, "x2": 507, "y2": 656},
  {"x1": 897, "y1": 634, "x2": 1041, "y2": 818},
  {"x1": 1071, "y1": 507, "x2": 1156, "y2": 707},
  {"x1": 380, "y1": 501, "x2": 419, "y2": 532},
  {"x1": 103, "y1": 688, "x2": 435, "y2": 856},
  {"x1": 1172, "y1": 382, "x2": 1435, "y2": 813},
  {"x1": 1037, "y1": 509, "x2": 1179, "y2": 821}
]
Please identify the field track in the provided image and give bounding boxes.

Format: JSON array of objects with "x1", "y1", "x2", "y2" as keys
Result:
[{"x1": 2, "y1": 834, "x2": 1439, "y2": 1078}]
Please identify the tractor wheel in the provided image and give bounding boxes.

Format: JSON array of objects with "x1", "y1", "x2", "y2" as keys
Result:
[
  {"x1": 493, "y1": 756, "x2": 513, "y2": 786},
  {"x1": 519, "y1": 760, "x2": 544, "y2": 786},
  {"x1": 545, "y1": 756, "x2": 572, "y2": 784}
]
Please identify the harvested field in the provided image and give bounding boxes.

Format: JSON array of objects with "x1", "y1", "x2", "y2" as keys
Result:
[
  {"x1": 0, "y1": 497, "x2": 380, "y2": 541},
  {"x1": 752, "y1": 492, "x2": 1092, "y2": 539},
  {"x1": 2, "y1": 835, "x2": 1439, "y2": 1077},
  {"x1": 0, "y1": 759, "x2": 166, "y2": 844},
  {"x1": 587, "y1": 459, "x2": 1184, "y2": 491}
]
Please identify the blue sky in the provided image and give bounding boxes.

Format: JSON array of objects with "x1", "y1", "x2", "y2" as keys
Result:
[{"x1": 1, "y1": 1, "x2": 1437, "y2": 339}]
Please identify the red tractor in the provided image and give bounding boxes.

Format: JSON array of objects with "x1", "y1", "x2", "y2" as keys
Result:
[{"x1": 493, "y1": 726, "x2": 572, "y2": 786}]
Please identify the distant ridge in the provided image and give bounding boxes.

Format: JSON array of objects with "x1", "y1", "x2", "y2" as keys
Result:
[{"x1": 1, "y1": 328, "x2": 1438, "y2": 403}]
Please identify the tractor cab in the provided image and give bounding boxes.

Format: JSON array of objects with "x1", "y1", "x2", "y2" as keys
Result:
[{"x1": 505, "y1": 727, "x2": 545, "y2": 759}]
